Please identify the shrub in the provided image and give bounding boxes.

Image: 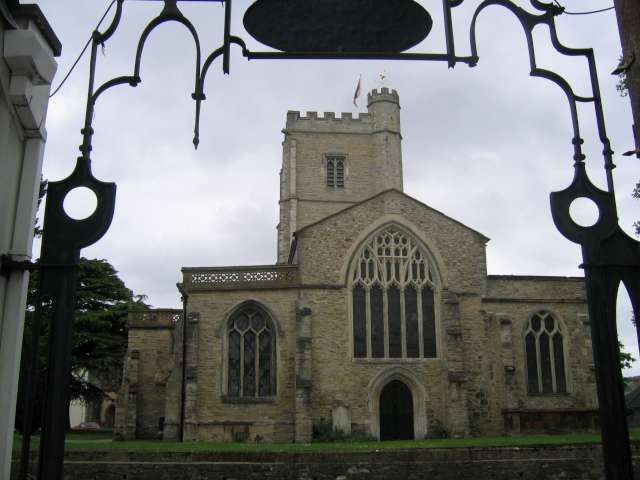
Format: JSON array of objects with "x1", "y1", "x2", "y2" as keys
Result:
[
  {"x1": 312, "y1": 418, "x2": 347, "y2": 442},
  {"x1": 427, "y1": 420, "x2": 450, "y2": 439}
]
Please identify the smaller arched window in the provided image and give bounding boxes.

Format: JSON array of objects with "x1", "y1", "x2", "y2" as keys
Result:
[
  {"x1": 524, "y1": 311, "x2": 566, "y2": 394},
  {"x1": 227, "y1": 305, "x2": 276, "y2": 398}
]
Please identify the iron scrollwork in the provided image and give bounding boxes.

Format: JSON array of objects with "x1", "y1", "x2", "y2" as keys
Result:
[{"x1": 25, "y1": 1, "x2": 638, "y2": 479}]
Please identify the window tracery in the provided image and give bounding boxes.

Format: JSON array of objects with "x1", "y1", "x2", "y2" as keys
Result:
[
  {"x1": 351, "y1": 227, "x2": 438, "y2": 359},
  {"x1": 524, "y1": 311, "x2": 566, "y2": 394},
  {"x1": 227, "y1": 305, "x2": 275, "y2": 397}
]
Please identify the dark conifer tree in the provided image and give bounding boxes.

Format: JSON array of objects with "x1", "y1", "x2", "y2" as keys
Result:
[{"x1": 16, "y1": 258, "x2": 147, "y2": 432}]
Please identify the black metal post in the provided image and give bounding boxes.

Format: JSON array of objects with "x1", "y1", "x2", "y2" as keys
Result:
[
  {"x1": 37, "y1": 265, "x2": 80, "y2": 480},
  {"x1": 18, "y1": 289, "x2": 46, "y2": 480},
  {"x1": 583, "y1": 267, "x2": 634, "y2": 480}
]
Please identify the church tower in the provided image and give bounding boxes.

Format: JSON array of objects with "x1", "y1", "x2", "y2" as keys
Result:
[{"x1": 277, "y1": 88, "x2": 403, "y2": 262}]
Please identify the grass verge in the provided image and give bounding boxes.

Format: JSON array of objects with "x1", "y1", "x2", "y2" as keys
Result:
[{"x1": 13, "y1": 428, "x2": 640, "y2": 453}]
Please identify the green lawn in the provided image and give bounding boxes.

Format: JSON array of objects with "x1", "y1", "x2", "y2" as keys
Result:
[{"x1": 13, "y1": 428, "x2": 640, "y2": 453}]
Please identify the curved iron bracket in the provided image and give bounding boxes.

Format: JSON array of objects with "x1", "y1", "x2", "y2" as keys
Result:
[
  {"x1": 28, "y1": 2, "x2": 639, "y2": 480},
  {"x1": 550, "y1": 163, "x2": 617, "y2": 245}
]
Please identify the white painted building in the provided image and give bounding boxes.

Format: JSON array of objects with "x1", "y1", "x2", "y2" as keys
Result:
[{"x1": 0, "y1": 2, "x2": 59, "y2": 476}]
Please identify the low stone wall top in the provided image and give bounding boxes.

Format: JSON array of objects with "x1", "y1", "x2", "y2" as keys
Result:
[
  {"x1": 13, "y1": 443, "x2": 640, "y2": 480},
  {"x1": 128, "y1": 309, "x2": 181, "y2": 329}
]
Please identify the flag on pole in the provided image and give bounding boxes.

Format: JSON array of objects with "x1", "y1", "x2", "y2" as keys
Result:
[{"x1": 353, "y1": 75, "x2": 362, "y2": 107}]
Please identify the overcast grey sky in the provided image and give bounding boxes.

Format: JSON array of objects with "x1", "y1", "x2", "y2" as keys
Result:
[{"x1": 34, "y1": 0, "x2": 639, "y2": 373}]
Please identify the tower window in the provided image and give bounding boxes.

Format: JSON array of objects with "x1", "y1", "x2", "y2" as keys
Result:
[
  {"x1": 326, "y1": 155, "x2": 345, "y2": 188},
  {"x1": 524, "y1": 311, "x2": 567, "y2": 394}
]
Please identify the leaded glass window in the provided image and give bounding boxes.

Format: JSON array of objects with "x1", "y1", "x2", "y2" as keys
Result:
[
  {"x1": 326, "y1": 155, "x2": 345, "y2": 188},
  {"x1": 524, "y1": 311, "x2": 566, "y2": 394},
  {"x1": 351, "y1": 226, "x2": 438, "y2": 359},
  {"x1": 227, "y1": 305, "x2": 275, "y2": 397}
]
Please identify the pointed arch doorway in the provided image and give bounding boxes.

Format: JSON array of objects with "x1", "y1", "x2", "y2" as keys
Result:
[{"x1": 379, "y1": 380, "x2": 414, "y2": 440}]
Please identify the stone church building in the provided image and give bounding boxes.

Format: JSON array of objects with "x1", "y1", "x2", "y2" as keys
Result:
[{"x1": 115, "y1": 89, "x2": 597, "y2": 443}]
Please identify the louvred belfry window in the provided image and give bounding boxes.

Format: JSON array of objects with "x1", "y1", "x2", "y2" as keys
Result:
[
  {"x1": 351, "y1": 227, "x2": 438, "y2": 359},
  {"x1": 524, "y1": 311, "x2": 567, "y2": 394},
  {"x1": 227, "y1": 305, "x2": 275, "y2": 397},
  {"x1": 326, "y1": 155, "x2": 345, "y2": 188}
]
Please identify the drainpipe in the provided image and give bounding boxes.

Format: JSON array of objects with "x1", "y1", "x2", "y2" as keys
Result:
[{"x1": 179, "y1": 292, "x2": 188, "y2": 442}]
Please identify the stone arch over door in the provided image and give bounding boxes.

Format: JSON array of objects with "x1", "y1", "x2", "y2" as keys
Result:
[{"x1": 367, "y1": 367, "x2": 427, "y2": 439}]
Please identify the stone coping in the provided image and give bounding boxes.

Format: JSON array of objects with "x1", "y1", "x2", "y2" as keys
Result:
[{"x1": 487, "y1": 275, "x2": 584, "y2": 281}]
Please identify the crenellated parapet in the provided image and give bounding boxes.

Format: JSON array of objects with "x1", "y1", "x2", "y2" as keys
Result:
[
  {"x1": 286, "y1": 110, "x2": 372, "y2": 123},
  {"x1": 285, "y1": 110, "x2": 373, "y2": 134},
  {"x1": 367, "y1": 87, "x2": 400, "y2": 105}
]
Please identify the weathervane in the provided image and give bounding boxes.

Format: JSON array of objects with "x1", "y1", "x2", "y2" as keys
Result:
[
  {"x1": 24, "y1": 1, "x2": 639, "y2": 479},
  {"x1": 379, "y1": 70, "x2": 388, "y2": 87}
]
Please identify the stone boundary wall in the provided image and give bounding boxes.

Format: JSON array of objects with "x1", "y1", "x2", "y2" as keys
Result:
[{"x1": 12, "y1": 443, "x2": 640, "y2": 480}]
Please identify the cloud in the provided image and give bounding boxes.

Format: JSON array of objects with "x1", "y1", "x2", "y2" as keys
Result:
[{"x1": 36, "y1": 0, "x2": 639, "y2": 372}]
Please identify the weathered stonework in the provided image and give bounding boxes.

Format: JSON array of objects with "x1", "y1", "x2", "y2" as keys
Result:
[
  {"x1": 13, "y1": 444, "x2": 640, "y2": 480},
  {"x1": 114, "y1": 310, "x2": 180, "y2": 440},
  {"x1": 115, "y1": 89, "x2": 595, "y2": 443}
]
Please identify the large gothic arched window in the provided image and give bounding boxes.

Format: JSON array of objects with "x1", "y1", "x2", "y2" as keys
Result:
[
  {"x1": 351, "y1": 227, "x2": 438, "y2": 359},
  {"x1": 524, "y1": 311, "x2": 567, "y2": 394},
  {"x1": 227, "y1": 304, "x2": 276, "y2": 398}
]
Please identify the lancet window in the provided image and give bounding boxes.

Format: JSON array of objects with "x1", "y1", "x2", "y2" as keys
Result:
[
  {"x1": 351, "y1": 227, "x2": 438, "y2": 359},
  {"x1": 227, "y1": 305, "x2": 275, "y2": 398},
  {"x1": 524, "y1": 311, "x2": 567, "y2": 394},
  {"x1": 326, "y1": 155, "x2": 345, "y2": 188}
]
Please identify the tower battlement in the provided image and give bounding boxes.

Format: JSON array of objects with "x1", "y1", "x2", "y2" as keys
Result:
[
  {"x1": 278, "y1": 88, "x2": 403, "y2": 262},
  {"x1": 367, "y1": 87, "x2": 400, "y2": 106},
  {"x1": 285, "y1": 89, "x2": 400, "y2": 131},
  {"x1": 286, "y1": 110, "x2": 372, "y2": 127}
]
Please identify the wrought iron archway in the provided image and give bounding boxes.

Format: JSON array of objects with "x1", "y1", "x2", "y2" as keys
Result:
[{"x1": 21, "y1": 1, "x2": 640, "y2": 479}]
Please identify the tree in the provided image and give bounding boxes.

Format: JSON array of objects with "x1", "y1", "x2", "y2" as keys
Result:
[
  {"x1": 33, "y1": 177, "x2": 47, "y2": 238},
  {"x1": 620, "y1": 341, "x2": 635, "y2": 371},
  {"x1": 15, "y1": 258, "x2": 147, "y2": 432}
]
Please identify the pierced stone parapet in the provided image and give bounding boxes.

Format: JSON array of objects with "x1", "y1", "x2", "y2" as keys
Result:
[{"x1": 182, "y1": 265, "x2": 299, "y2": 291}]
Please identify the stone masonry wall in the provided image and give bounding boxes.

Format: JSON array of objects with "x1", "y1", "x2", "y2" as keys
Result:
[
  {"x1": 477, "y1": 276, "x2": 594, "y2": 434},
  {"x1": 293, "y1": 191, "x2": 487, "y2": 437},
  {"x1": 294, "y1": 198, "x2": 592, "y2": 438},
  {"x1": 184, "y1": 289, "x2": 299, "y2": 443},
  {"x1": 303, "y1": 287, "x2": 449, "y2": 438},
  {"x1": 115, "y1": 310, "x2": 179, "y2": 440},
  {"x1": 278, "y1": 88, "x2": 404, "y2": 262},
  {"x1": 14, "y1": 444, "x2": 640, "y2": 480},
  {"x1": 297, "y1": 189, "x2": 488, "y2": 294}
]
